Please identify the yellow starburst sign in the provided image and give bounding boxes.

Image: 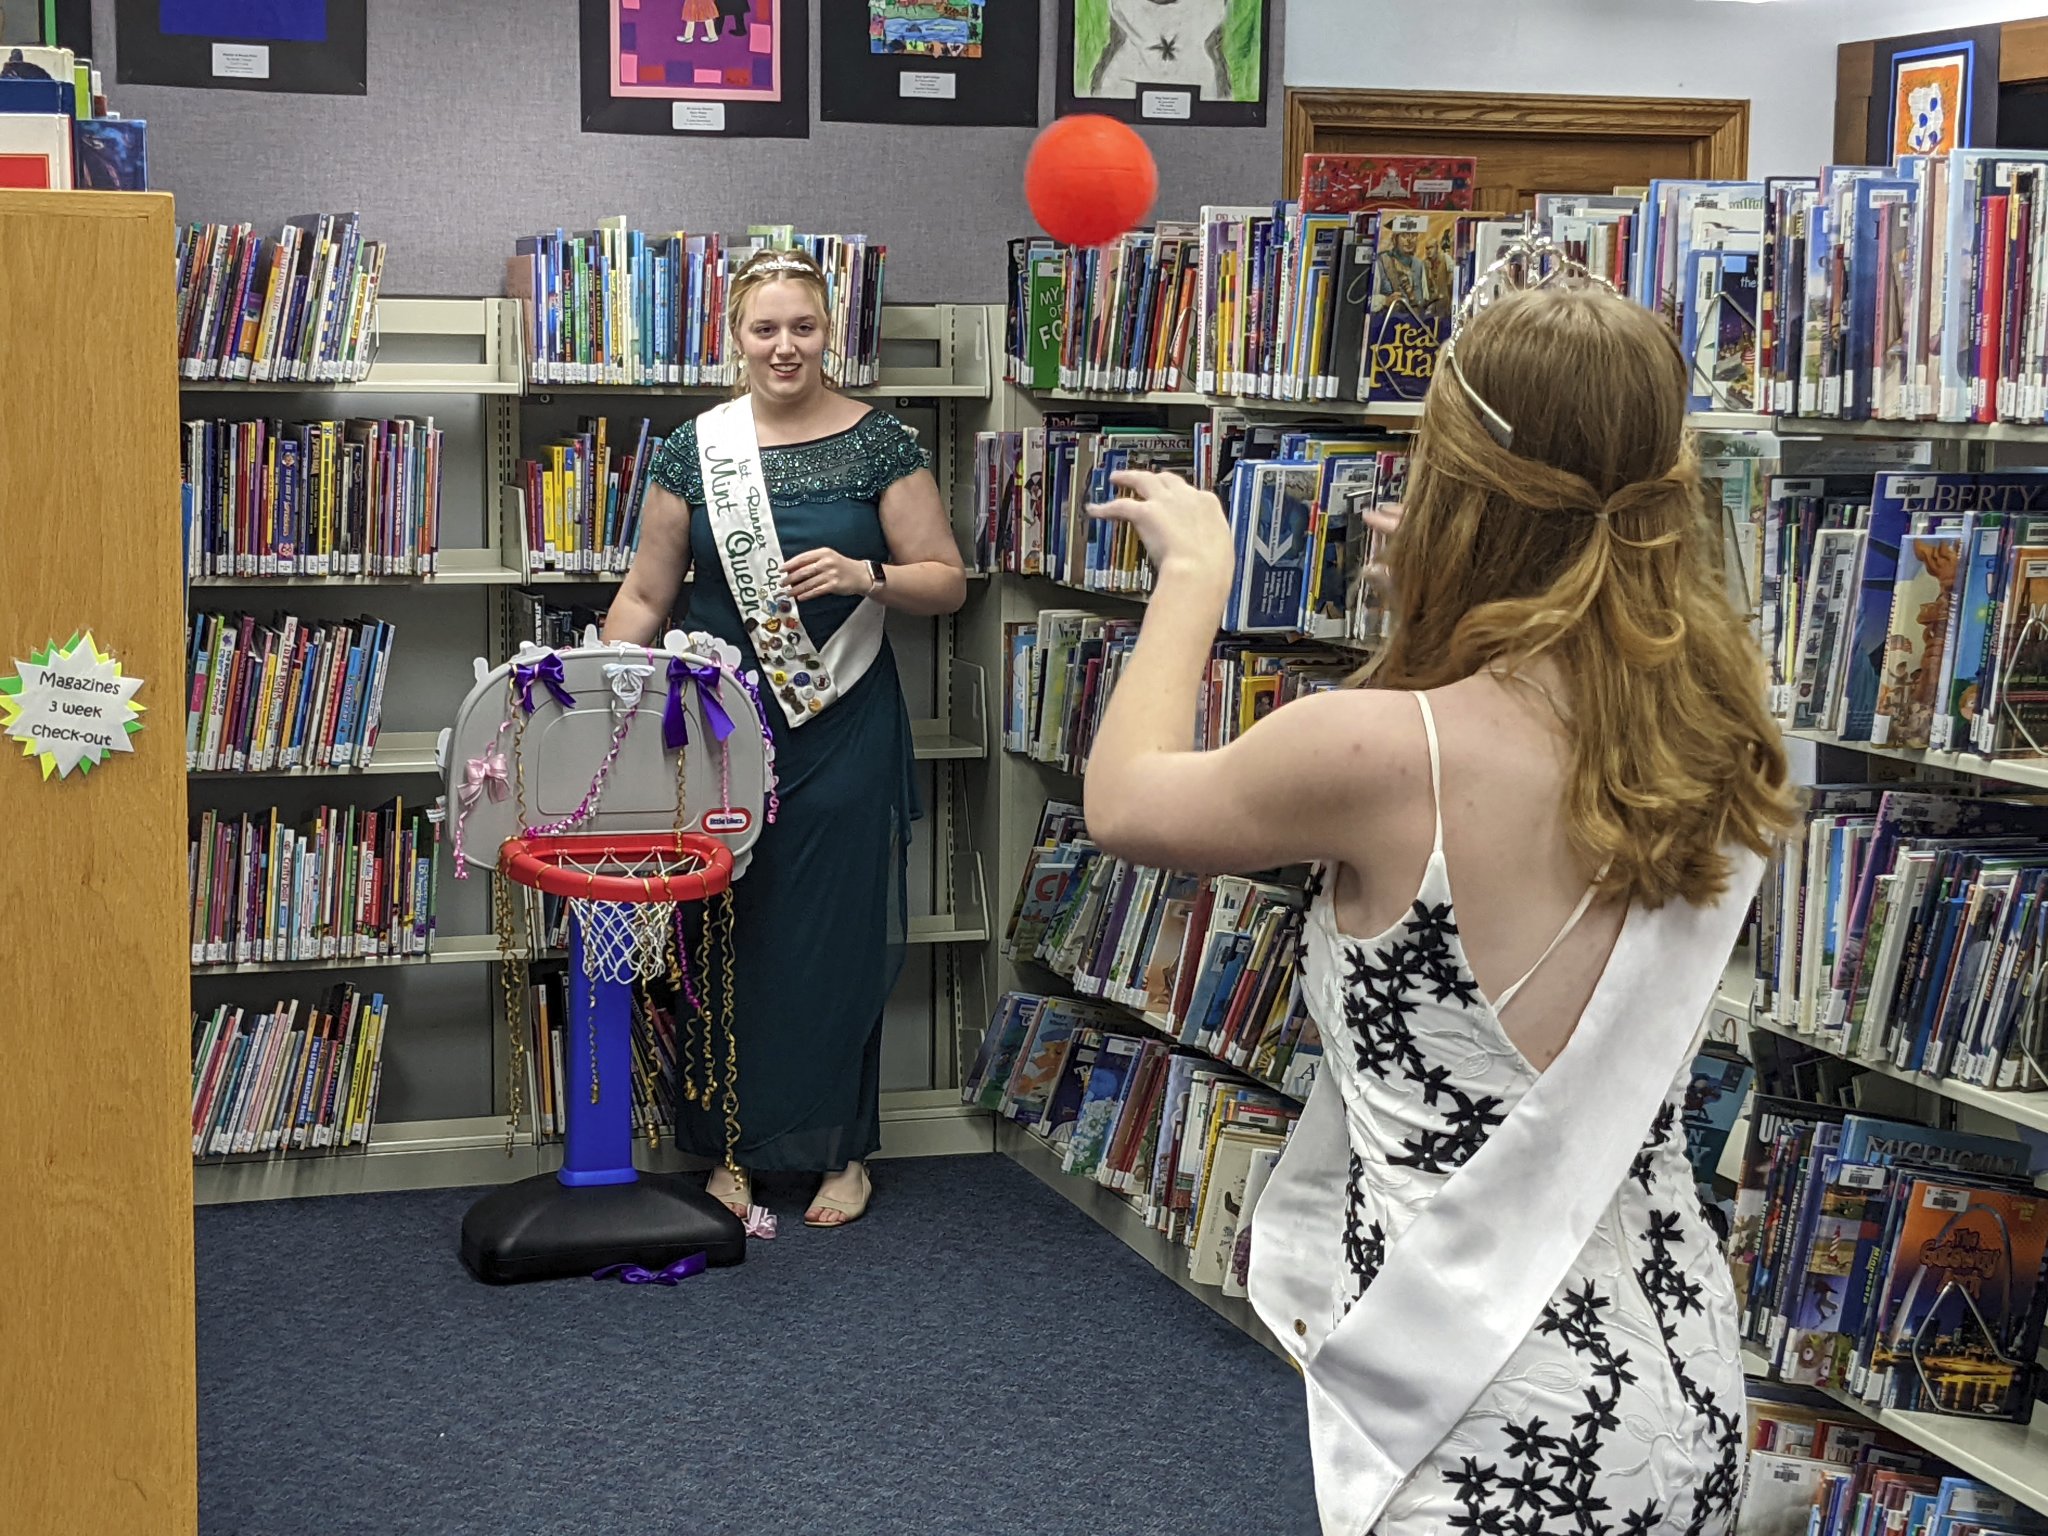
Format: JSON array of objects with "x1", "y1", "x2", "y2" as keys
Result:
[{"x1": 0, "y1": 632, "x2": 147, "y2": 781}]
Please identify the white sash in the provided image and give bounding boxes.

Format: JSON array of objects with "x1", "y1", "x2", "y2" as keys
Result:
[
  {"x1": 1259, "y1": 849, "x2": 1762, "y2": 1536},
  {"x1": 695, "y1": 396, "x2": 885, "y2": 729}
]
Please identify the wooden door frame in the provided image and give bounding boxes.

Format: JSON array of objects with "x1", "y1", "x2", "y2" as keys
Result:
[{"x1": 1281, "y1": 88, "x2": 1752, "y2": 198}]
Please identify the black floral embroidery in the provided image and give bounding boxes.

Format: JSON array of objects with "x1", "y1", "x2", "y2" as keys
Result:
[
  {"x1": 1636, "y1": 1200, "x2": 1744, "y2": 1536},
  {"x1": 1341, "y1": 1153, "x2": 1385, "y2": 1304},
  {"x1": 1441, "y1": 1280, "x2": 1628, "y2": 1536}
]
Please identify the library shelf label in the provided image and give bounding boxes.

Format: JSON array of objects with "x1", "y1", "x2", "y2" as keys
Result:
[{"x1": 1, "y1": 633, "x2": 146, "y2": 781}]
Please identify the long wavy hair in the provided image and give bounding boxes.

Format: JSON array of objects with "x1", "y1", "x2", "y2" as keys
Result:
[
  {"x1": 724, "y1": 247, "x2": 836, "y2": 397},
  {"x1": 1364, "y1": 283, "x2": 1795, "y2": 909}
]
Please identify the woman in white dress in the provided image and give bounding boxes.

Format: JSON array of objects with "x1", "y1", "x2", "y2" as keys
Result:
[{"x1": 1081, "y1": 272, "x2": 1795, "y2": 1536}]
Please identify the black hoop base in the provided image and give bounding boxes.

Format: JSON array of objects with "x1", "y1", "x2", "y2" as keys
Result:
[{"x1": 459, "y1": 1171, "x2": 746, "y2": 1284}]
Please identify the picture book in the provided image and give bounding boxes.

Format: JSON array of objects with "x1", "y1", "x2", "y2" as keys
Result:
[{"x1": 1300, "y1": 154, "x2": 1476, "y2": 215}]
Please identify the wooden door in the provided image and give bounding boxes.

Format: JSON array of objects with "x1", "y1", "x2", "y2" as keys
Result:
[
  {"x1": 1283, "y1": 89, "x2": 1751, "y2": 213},
  {"x1": 0, "y1": 190, "x2": 196, "y2": 1535}
]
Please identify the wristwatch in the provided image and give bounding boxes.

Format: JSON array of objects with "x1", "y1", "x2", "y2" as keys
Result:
[{"x1": 866, "y1": 559, "x2": 887, "y2": 592}]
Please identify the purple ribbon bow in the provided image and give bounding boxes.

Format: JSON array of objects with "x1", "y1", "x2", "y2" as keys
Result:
[
  {"x1": 663, "y1": 657, "x2": 738, "y2": 751},
  {"x1": 591, "y1": 1252, "x2": 709, "y2": 1286},
  {"x1": 515, "y1": 654, "x2": 576, "y2": 716}
]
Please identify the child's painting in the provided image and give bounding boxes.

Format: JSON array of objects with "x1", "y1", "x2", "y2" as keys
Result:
[
  {"x1": 610, "y1": 0, "x2": 783, "y2": 102},
  {"x1": 821, "y1": 0, "x2": 1035, "y2": 126},
  {"x1": 869, "y1": 0, "x2": 983, "y2": 58},
  {"x1": 1056, "y1": 0, "x2": 1267, "y2": 127},
  {"x1": 1890, "y1": 44, "x2": 1972, "y2": 159},
  {"x1": 581, "y1": 0, "x2": 808, "y2": 136}
]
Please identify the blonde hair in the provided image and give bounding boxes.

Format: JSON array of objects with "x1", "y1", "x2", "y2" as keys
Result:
[
  {"x1": 725, "y1": 248, "x2": 833, "y2": 396},
  {"x1": 1364, "y1": 284, "x2": 1795, "y2": 909}
]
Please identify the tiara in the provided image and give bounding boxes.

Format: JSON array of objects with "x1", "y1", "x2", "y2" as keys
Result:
[
  {"x1": 1440, "y1": 230, "x2": 1620, "y2": 451},
  {"x1": 745, "y1": 254, "x2": 815, "y2": 276}
]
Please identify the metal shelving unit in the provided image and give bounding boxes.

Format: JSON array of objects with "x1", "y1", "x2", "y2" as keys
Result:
[{"x1": 182, "y1": 295, "x2": 999, "y2": 1196}]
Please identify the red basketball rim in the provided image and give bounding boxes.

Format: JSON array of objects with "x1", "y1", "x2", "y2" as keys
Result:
[{"x1": 498, "y1": 832, "x2": 735, "y2": 902}]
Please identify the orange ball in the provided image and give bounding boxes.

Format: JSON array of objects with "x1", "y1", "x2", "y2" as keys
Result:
[{"x1": 1025, "y1": 114, "x2": 1159, "y2": 248}]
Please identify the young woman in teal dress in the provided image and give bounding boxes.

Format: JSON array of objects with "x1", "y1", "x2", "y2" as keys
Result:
[{"x1": 602, "y1": 249, "x2": 967, "y2": 1226}]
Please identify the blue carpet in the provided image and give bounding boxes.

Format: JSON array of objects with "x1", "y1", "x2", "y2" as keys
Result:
[{"x1": 196, "y1": 1153, "x2": 1318, "y2": 1535}]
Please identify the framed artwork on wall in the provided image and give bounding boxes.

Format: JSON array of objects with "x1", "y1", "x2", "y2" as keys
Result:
[
  {"x1": 1890, "y1": 41, "x2": 1974, "y2": 157},
  {"x1": 820, "y1": 0, "x2": 1039, "y2": 127},
  {"x1": 580, "y1": 0, "x2": 808, "y2": 138},
  {"x1": 1055, "y1": 0, "x2": 1268, "y2": 128},
  {"x1": 1859, "y1": 23, "x2": 2001, "y2": 164},
  {"x1": 113, "y1": 0, "x2": 367, "y2": 94}
]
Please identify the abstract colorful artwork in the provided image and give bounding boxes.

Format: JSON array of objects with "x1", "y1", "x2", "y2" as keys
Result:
[
  {"x1": 611, "y1": 0, "x2": 783, "y2": 102},
  {"x1": 1890, "y1": 43, "x2": 1972, "y2": 158},
  {"x1": 868, "y1": 0, "x2": 983, "y2": 58}
]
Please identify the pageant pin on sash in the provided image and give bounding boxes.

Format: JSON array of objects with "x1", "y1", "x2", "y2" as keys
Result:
[
  {"x1": 1268, "y1": 850, "x2": 1762, "y2": 1536},
  {"x1": 695, "y1": 397, "x2": 884, "y2": 729}
]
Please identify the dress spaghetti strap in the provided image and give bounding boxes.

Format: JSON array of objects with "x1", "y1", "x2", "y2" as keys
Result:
[
  {"x1": 1413, "y1": 691, "x2": 1445, "y2": 858},
  {"x1": 1414, "y1": 690, "x2": 1603, "y2": 1017}
]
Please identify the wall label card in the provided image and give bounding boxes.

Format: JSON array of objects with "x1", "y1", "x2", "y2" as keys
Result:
[
  {"x1": 1140, "y1": 88, "x2": 1192, "y2": 120},
  {"x1": 212, "y1": 43, "x2": 271, "y2": 78},
  {"x1": 672, "y1": 102, "x2": 729, "y2": 131},
  {"x1": 899, "y1": 71, "x2": 957, "y2": 99},
  {"x1": 1, "y1": 633, "x2": 146, "y2": 782}
]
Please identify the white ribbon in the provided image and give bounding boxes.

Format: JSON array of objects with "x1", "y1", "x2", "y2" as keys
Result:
[
  {"x1": 694, "y1": 397, "x2": 884, "y2": 729},
  {"x1": 603, "y1": 659, "x2": 654, "y2": 712}
]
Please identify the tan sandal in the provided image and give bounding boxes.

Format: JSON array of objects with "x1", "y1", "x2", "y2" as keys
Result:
[
  {"x1": 804, "y1": 1163, "x2": 871, "y2": 1229},
  {"x1": 707, "y1": 1165, "x2": 751, "y2": 1220}
]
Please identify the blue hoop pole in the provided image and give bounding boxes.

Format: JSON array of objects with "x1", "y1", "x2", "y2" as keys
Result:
[{"x1": 558, "y1": 909, "x2": 639, "y2": 1188}]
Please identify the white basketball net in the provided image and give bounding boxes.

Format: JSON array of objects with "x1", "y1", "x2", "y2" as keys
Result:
[{"x1": 572, "y1": 898, "x2": 675, "y2": 985}]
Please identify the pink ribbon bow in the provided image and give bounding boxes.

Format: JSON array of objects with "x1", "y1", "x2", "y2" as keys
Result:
[{"x1": 457, "y1": 748, "x2": 509, "y2": 810}]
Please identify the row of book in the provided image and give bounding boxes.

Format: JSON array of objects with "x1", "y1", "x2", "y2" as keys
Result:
[
  {"x1": 970, "y1": 416, "x2": 1408, "y2": 637},
  {"x1": 1754, "y1": 152, "x2": 2048, "y2": 424},
  {"x1": 963, "y1": 991, "x2": 1300, "y2": 1295},
  {"x1": 1002, "y1": 616, "x2": 1352, "y2": 772},
  {"x1": 1730, "y1": 1088, "x2": 2046, "y2": 1423},
  {"x1": 185, "y1": 613, "x2": 394, "y2": 774},
  {"x1": 190, "y1": 985, "x2": 389, "y2": 1161},
  {"x1": 189, "y1": 800, "x2": 443, "y2": 969},
  {"x1": 1005, "y1": 800, "x2": 1321, "y2": 1100},
  {"x1": 517, "y1": 416, "x2": 667, "y2": 575},
  {"x1": 0, "y1": 41, "x2": 148, "y2": 192},
  {"x1": 1002, "y1": 170, "x2": 1527, "y2": 406},
  {"x1": 1752, "y1": 782, "x2": 2048, "y2": 1097},
  {"x1": 506, "y1": 224, "x2": 886, "y2": 388},
  {"x1": 997, "y1": 153, "x2": 1739, "y2": 410},
  {"x1": 1768, "y1": 468, "x2": 2048, "y2": 759},
  {"x1": 1740, "y1": 1392, "x2": 2047, "y2": 1536},
  {"x1": 182, "y1": 415, "x2": 444, "y2": 578},
  {"x1": 176, "y1": 215, "x2": 385, "y2": 384},
  {"x1": 521, "y1": 972, "x2": 681, "y2": 1144}
]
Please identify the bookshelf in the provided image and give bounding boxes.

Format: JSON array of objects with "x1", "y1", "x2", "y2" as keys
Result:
[
  {"x1": 957, "y1": 361, "x2": 2048, "y2": 1496},
  {"x1": 1741, "y1": 1340, "x2": 2048, "y2": 1512},
  {"x1": 3, "y1": 190, "x2": 198, "y2": 1536},
  {"x1": 185, "y1": 294, "x2": 1001, "y2": 1204}
]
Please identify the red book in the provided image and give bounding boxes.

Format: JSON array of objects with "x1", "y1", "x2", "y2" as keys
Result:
[{"x1": 1301, "y1": 154, "x2": 1476, "y2": 214}]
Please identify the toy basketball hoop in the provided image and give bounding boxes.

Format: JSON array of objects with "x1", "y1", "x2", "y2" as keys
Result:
[{"x1": 440, "y1": 630, "x2": 778, "y2": 1284}]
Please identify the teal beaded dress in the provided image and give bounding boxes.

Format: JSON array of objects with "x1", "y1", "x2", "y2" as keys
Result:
[{"x1": 646, "y1": 407, "x2": 924, "y2": 1172}]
